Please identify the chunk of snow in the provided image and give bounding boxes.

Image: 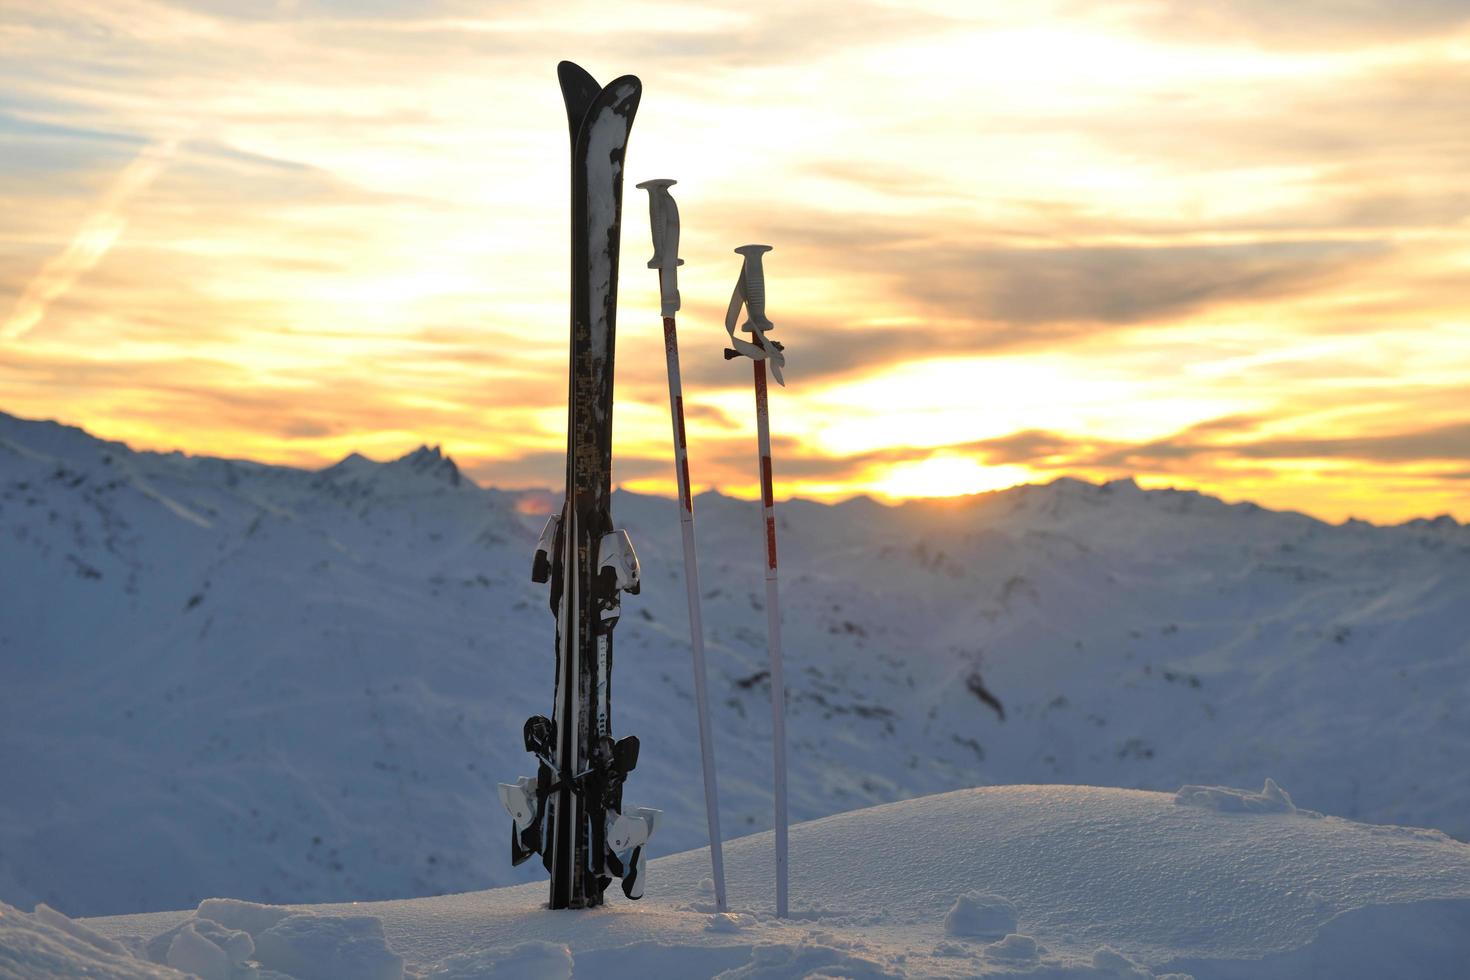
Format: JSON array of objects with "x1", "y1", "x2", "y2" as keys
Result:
[
  {"x1": 984, "y1": 932, "x2": 1041, "y2": 962},
  {"x1": 1174, "y1": 778, "x2": 1319, "y2": 815},
  {"x1": 704, "y1": 911, "x2": 756, "y2": 933},
  {"x1": 0, "y1": 901, "x2": 181, "y2": 979},
  {"x1": 253, "y1": 913, "x2": 403, "y2": 980},
  {"x1": 195, "y1": 897, "x2": 292, "y2": 937},
  {"x1": 1091, "y1": 945, "x2": 1154, "y2": 977},
  {"x1": 143, "y1": 914, "x2": 254, "y2": 967},
  {"x1": 165, "y1": 922, "x2": 230, "y2": 980},
  {"x1": 944, "y1": 891, "x2": 1019, "y2": 938},
  {"x1": 32, "y1": 903, "x2": 129, "y2": 956}
]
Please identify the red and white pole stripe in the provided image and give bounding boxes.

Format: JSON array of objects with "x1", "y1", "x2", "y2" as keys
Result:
[
  {"x1": 753, "y1": 358, "x2": 789, "y2": 918},
  {"x1": 661, "y1": 279, "x2": 728, "y2": 913}
]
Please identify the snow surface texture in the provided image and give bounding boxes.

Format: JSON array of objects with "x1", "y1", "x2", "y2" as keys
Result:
[
  {"x1": 66, "y1": 785, "x2": 1470, "y2": 979},
  {"x1": 1, "y1": 411, "x2": 1468, "y2": 918}
]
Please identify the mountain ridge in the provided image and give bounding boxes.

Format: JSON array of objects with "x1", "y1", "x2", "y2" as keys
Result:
[
  {"x1": 2, "y1": 408, "x2": 1459, "y2": 529},
  {"x1": 2, "y1": 406, "x2": 1467, "y2": 917}
]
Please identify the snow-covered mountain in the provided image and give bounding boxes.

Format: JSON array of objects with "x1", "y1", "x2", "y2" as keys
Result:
[{"x1": 2, "y1": 410, "x2": 1467, "y2": 918}]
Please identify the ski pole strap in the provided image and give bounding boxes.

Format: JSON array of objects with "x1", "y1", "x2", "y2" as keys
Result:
[
  {"x1": 635, "y1": 178, "x2": 683, "y2": 316},
  {"x1": 725, "y1": 245, "x2": 786, "y2": 385}
]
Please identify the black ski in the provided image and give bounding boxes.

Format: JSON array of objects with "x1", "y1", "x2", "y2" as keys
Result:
[{"x1": 500, "y1": 60, "x2": 657, "y2": 911}]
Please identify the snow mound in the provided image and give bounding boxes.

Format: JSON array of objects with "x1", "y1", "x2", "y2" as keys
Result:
[
  {"x1": 944, "y1": 892, "x2": 1020, "y2": 938},
  {"x1": 0, "y1": 901, "x2": 184, "y2": 978},
  {"x1": 72, "y1": 783, "x2": 1470, "y2": 979},
  {"x1": 1174, "y1": 778, "x2": 1318, "y2": 816},
  {"x1": 46, "y1": 897, "x2": 403, "y2": 980}
]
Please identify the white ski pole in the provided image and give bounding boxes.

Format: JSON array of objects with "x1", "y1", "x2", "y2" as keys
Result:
[
  {"x1": 635, "y1": 178, "x2": 728, "y2": 912},
  {"x1": 724, "y1": 244, "x2": 789, "y2": 917}
]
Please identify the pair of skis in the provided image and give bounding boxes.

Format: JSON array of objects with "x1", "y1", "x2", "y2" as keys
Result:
[
  {"x1": 498, "y1": 60, "x2": 791, "y2": 916},
  {"x1": 496, "y1": 61, "x2": 656, "y2": 910}
]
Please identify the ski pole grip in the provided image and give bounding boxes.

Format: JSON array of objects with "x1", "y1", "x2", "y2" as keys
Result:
[
  {"x1": 636, "y1": 178, "x2": 683, "y2": 316},
  {"x1": 734, "y1": 245, "x2": 773, "y2": 329}
]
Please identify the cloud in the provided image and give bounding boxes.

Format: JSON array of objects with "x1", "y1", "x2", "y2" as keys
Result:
[
  {"x1": 4, "y1": 0, "x2": 1467, "y2": 525},
  {"x1": 760, "y1": 203, "x2": 1391, "y2": 318},
  {"x1": 625, "y1": 2, "x2": 963, "y2": 67},
  {"x1": 675, "y1": 225, "x2": 1392, "y2": 388},
  {"x1": 1091, "y1": 419, "x2": 1470, "y2": 467},
  {"x1": 734, "y1": 415, "x2": 1470, "y2": 488},
  {"x1": 939, "y1": 241, "x2": 1388, "y2": 326},
  {"x1": 1232, "y1": 423, "x2": 1470, "y2": 463},
  {"x1": 1109, "y1": 0, "x2": 1470, "y2": 46},
  {"x1": 2, "y1": 138, "x2": 178, "y2": 341},
  {"x1": 957, "y1": 428, "x2": 1091, "y2": 464}
]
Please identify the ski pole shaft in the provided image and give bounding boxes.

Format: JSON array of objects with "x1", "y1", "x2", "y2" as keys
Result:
[
  {"x1": 661, "y1": 289, "x2": 729, "y2": 913},
  {"x1": 637, "y1": 179, "x2": 728, "y2": 911},
  {"x1": 753, "y1": 358, "x2": 789, "y2": 918}
]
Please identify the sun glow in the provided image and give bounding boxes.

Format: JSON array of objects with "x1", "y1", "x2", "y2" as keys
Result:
[{"x1": 870, "y1": 456, "x2": 1035, "y2": 500}]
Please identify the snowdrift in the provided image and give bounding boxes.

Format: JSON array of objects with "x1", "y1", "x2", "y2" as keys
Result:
[{"x1": 3, "y1": 784, "x2": 1456, "y2": 978}]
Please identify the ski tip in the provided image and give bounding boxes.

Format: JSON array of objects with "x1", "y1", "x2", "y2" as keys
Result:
[
  {"x1": 557, "y1": 60, "x2": 598, "y2": 86},
  {"x1": 607, "y1": 74, "x2": 643, "y2": 106}
]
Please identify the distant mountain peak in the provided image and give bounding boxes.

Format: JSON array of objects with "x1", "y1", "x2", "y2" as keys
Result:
[
  {"x1": 391, "y1": 444, "x2": 461, "y2": 486},
  {"x1": 316, "y1": 444, "x2": 463, "y2": 489},
  {"x1": 1402, "y1": 513, "x2": 1460, "y2": 529}
]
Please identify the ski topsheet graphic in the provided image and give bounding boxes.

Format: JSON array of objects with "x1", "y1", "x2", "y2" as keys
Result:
[{"x1": 498, "y1": 60, "x2": 656, "y2": 910}]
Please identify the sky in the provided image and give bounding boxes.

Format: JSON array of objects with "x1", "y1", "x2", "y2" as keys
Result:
[{"x1": 2, "y1": 0, "x2": 1468, "y2": 523}]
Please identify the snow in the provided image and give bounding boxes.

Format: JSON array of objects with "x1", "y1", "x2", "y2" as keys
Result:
[
  {"x1": 0, "y1": 902, "x2": 180, "y2": 979},
  {"x1": 45, "y1": 783, "x2": 1470, "y2": 978},
  {"x1": 251, "y1": 913, "x2": 403, "y2": 980},
  {"x1": 943, "y1": 893, "x2": 1019, "y2": 938},
  {"x1": 1173, "y1": 778, "x2": 1309, "y2": 815},
  {"x1": 164, "y1": 922, "x2": 234, "y2": 979},
  {"x1": 2, "y1": 410, "x2": 1469, "y2": 973},
  {"x1": 422, "y1": 939, "x2": 573, "y2": 979}
]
